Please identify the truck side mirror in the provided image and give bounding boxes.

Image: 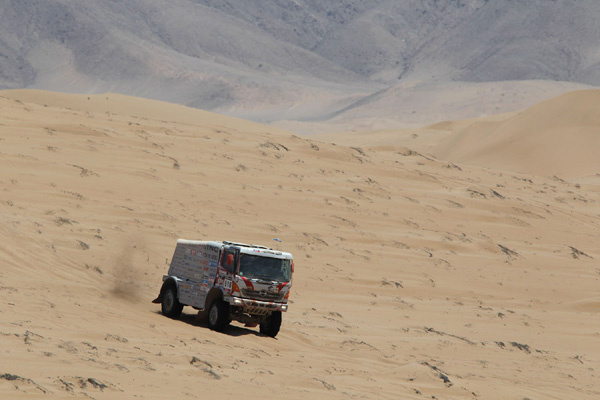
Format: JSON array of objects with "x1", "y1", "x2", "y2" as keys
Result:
[
  {"x1": 227, "y1": 254, "x2": 234, "y2": 266},
  {"x1": 291, "y1": 261, "x2": 295, "y2": 273}
]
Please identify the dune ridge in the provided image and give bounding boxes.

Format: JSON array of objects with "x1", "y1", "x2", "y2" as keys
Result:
[
  {"x1": 432, "y1": 89, "x2": 600, "y2": 178},
  {"x1": 321, "y1": 89, "x2": 600, "y2": 179},
  {"x1": 1, "y1": 90, "x2": 599, "y2": 399}
]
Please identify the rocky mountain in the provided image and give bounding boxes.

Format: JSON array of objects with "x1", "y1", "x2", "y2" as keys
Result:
[{"x1": 1, "y1": 0, "x2": 599, "y2": 126}]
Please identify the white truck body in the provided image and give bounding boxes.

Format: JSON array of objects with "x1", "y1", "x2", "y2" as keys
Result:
[{"x1": 154, "y1": 239, "x2": 293, "y2": 337}]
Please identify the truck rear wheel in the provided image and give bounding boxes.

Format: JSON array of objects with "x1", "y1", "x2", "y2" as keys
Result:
[
  {"x1": 207, "y1": 299, "x2": 230, "y2": 332},
  {"x1": 260, "y1": 311, "x2": 282, "y2": 338},
  {"x1": 161, "y1": 284, "x2": 183, "y2": 318}
]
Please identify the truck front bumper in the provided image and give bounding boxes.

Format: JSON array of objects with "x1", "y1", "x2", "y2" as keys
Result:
[{"x1": 230, "y1": 296, "x2": 288, "y2": 313}]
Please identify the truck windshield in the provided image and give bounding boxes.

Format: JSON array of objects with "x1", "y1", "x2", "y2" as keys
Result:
[{"x1": 238, "y1": 254, "x2": 291, "y2": 282}]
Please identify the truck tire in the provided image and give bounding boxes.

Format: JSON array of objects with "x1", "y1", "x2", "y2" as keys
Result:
[
  {"x1": 207, "y1": 299, "x2": 230, "y2": 332},
  {"x1": 161, "y1": 284, "x2": 183, "y2": 318},
  {"x1": 260, "y1": 311, "x2": 282, "y2": 338}
]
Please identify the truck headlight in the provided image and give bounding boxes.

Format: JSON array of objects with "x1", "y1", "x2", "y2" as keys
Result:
[{"x1": 232, "y1": 297, "x2": 243, "y2": 306}]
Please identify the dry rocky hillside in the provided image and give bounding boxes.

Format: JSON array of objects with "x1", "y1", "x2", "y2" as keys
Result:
[
  {"x1": 1, "y1": 0, "x2": 599, "y2": 127},
  {"x1": 1, "y1": 89, "x2": 599, "y2": 399}
]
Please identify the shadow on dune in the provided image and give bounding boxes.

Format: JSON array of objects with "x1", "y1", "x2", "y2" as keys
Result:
[{"x1": 151, "y1": 310, "x2": 267, "y2": 338}]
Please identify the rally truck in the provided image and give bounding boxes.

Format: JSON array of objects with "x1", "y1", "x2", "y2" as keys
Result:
[{"x1": 152, "y1": 240, "x2": 293, "y2": 338}]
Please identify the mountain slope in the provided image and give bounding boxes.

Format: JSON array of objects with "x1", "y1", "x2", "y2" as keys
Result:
[
  {"x1": 0, "y1": 0, "x2": 371, "y2": 111},
  {"x1": 194, "y1": 0, "x2": 600, "y2": 84},
  {"x1": 0, "y1": 0, "x2": 599, "y2": 125},
  {"x1": 413, "y1": 0, "x2": 600, "y2": 84}
]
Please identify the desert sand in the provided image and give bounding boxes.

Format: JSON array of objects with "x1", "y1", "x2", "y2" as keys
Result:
[
  {"x1": 322, "y1": 90, "x2": 600, "y2": 180},
  {"x1": 1, "y1": 89, "x2": 599, "y2": 399}
]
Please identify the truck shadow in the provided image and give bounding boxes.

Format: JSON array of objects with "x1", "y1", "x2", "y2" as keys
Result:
[{"x1": 153, "y1": 311, "x2": 267, "y2": 338}]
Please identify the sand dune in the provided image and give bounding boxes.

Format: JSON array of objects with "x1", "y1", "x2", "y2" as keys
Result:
[
  {"x1": 1, "y1": 90, "x2": 599, "y2": 399},
  {"x1": 322, "y1": 89, "x2": 600, "y2": 180},
  {"x1": 431, "y1": 90, "x2": 600, "y2": 178}
]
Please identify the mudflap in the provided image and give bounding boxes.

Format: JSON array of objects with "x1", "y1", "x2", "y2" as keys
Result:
[
  {"x1": 196, "y1": 308, "x2": 208, "y2": 323},
  {"x1": 151, "y1": 293, "x2": 162, "y2": 304}
]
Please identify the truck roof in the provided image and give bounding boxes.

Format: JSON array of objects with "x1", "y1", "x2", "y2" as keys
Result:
[
  {"x1": 222, "y1": 240, "x2": 270, "y2": 249},
  {"x1": 175, "y1": 239, "x2": 292, "y2": 258}
]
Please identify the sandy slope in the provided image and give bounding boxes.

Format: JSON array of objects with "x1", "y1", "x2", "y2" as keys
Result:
[
  {"x1": 430, "y1": 90, "x2": 600, "y2": 178},
  {"x1": 1, "y1": 90, "x2": 599, "y2": 399},
  {"x1": 321, "y1": 89, "x2": 600, "y2": 180}
]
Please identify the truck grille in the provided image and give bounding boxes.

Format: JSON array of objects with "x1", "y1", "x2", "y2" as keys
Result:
[
  {"x1": 242, "y1": 289, "x2": 284, "y2": 301},
  {"x1": 244, "y1": 307, "x2": 271, "y2": 316}
]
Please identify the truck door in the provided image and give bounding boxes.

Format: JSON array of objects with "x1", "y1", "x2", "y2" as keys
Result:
[
  {"x1": 222, "y1": 247, "x2": 238, "y2": 274},
  {"x1": 219, "y1": 247, "x2": 238, "y2": 293}
]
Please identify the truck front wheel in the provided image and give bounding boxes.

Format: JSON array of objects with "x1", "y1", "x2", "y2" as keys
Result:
[
  {"x1": 260, "y1": 311, "x2": 282, "y2": 338},
  {"x1": 161, "y1": 284, "x2": 183, "y2": 318},
  {"x1": 207, "y1": 299, "x2": 230, "y2": 332}
]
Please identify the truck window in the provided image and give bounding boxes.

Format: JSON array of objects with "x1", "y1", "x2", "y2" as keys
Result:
[
  {"x1": 223, "y1": 249, "x2": 237, "y2": 274},
  {"x1": 238, "y1": 254, "x2": 291, "y2": 282}
]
